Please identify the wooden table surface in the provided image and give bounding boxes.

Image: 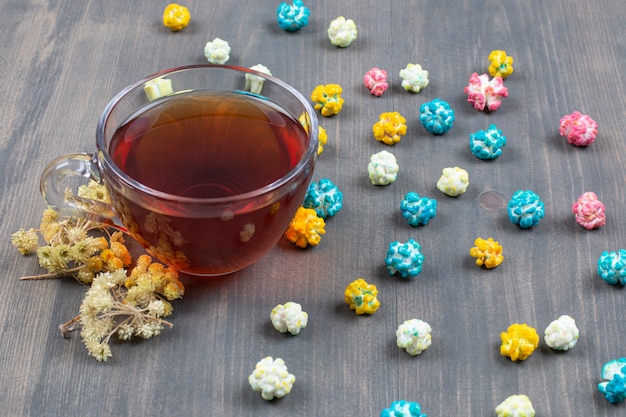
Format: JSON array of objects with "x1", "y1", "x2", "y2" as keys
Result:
[{"x1": 2, "y1": 1, "x2": 626, "y2": 415}]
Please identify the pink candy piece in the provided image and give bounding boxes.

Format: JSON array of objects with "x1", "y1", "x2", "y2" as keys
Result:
[
  {"x1": 572, "y1": 191, "x2": 606, "y2": 230},
  {"x1": 363, "y1": 67, "x2": 389, "y2": 97},
  {"x1": 464, "y1": 72, "x2": 508, "y2": 111},
  {"x1": 559, "y1": 111, "x2": 598, "y2": 146}
]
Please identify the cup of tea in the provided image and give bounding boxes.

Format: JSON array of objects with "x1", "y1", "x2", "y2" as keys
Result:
[{"x1": 40, "y1": 65, "x2": 319, "y2": 276}]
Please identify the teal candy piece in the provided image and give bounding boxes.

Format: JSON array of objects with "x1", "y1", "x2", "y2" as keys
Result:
[
  {"x1": 507, "y1": 189, "x2": 545, "y2": 228},
  {"x1": 598, "y1": 358, "x2": 626, "y2": 403},
  {"x1": 385, "y1": 239, "x2": 424, "y2": 279},
  {"x1": 597, "y1": 249, "x2": 626, "y2": 285},
  {"x1": 303, "y1": 178, "x2": 343, "y2": 219},
  {"x1": 276, "y1": 0, "x2": 310, "y2": 32},
  {"x1": 381, "y1": 400, "x2": 427, "y2": 417},
  {"x1": 470, "y1": 124, "x2": 507, "y2": 159},
  {"x1": 419, "y1": 98, "x2": 455, "y2": 135},
  {"x1": 400, "y1": 192, "x2": 437, "y2": 227}
]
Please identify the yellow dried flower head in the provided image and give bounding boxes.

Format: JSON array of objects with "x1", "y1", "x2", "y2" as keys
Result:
[
  {"x1": 77, "y1": 180, "x2": 110, "y2": 203},
  {"x1": 469, "y1": 237, "x2": 504, "y2": 268},
  {"x1": 500, "y1": 323, "x2": 539, "y2": 361},
  {"x1": 11, "y1": 229, "x2": 39, "y2": 255}
]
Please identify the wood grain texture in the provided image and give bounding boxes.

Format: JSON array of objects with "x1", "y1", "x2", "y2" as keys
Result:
[{"x1": 1, "y1": 0, "x2": 625, "y2": 415}]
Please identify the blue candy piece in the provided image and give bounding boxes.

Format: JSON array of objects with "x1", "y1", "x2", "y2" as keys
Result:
[
  {"x1": 385, "y1": 239, "x2": 425, "y2": 279},
  {"x1": 599, "y1": 358, "x2": 626, "y2": 403},
  {"x1": 303, "y1": 178, "x2": 343, "y2": 219},
  {"x1": 276, "y1": 0, "x2": 310, "y2": 32},
  {"x1": 381, "y1": 400, "x2": 427, "y2": 417},
  {"x1": 469, "y1": 124, "x2": 507, "y2": 159},
  {"x1": 419, "y1": 98, "x2": 455, "y2": 135},
  {"x1": 400, "y1": 192, "x2": 437, "y2": 227},
  {"x1": 597, "y1": 249, "x2": 626, "y2": 285},
  {"x1": 507, "y1": 189, "x2": 545, "y2": 229}
]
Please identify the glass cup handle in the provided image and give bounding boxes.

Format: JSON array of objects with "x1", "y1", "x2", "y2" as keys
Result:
[{"x1": 39, "y1": 153, "x2": 125, "y2": 230}]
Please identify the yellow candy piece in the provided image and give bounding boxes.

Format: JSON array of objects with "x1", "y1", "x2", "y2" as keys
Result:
[
  {"x1": 163, "y1": 3, "x2": 190, "y2": 32},
  {"x1": 469, "y1": 237, "x2": 503, "y2": 268},
  {"x1": 344, "y1": 278, "x2": 380, "y2": 315},
  {"x1": 284, "y1": 207, "x2": 326, "y2": 248},
  {"x1": 488, "y1": 50, "x2": 514, "y2": 78},
  {"x1": 311, "y1": 84, "x2": 344, "y2": 117},
  {"x1": 500, "y1": 323, "x2": 539, "y2": 361},
  {"x1": 372, "y1": 111, "x2": 407, "y2": 145},
  {"x1": 317, "y1": 125, "x2": 328, "y2": 155}
]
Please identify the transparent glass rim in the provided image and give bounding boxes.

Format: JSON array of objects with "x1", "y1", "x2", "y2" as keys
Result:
[{"x1": 96, "y1": 64, "x2": 319, "y2": 205}]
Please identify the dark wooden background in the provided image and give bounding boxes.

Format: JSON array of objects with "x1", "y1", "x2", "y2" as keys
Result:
[{"x1": 1, "y1": 0, "x2": 625, "y2": 415}]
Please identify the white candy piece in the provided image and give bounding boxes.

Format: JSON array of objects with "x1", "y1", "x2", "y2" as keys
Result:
[
  {"x1": 495, "y1": 394, "x2": 535, "y2": 417},
  {"x1": 248, "y1": 356, "x2": 296, "y2": 400},
  {"x1": 204, "y1": 37, "x2": 231, "y2": 64},
  {"x1": 436, "y1": 166, "x2": 469, "y2": 197},
  {"x1": 327, "y1": 16, "x2": 358, "y2": 47},
  {"x1": 544, "y1": 314, "x2": 579, "y2": 351},
  {"x1": 396, "y1": 319, "x2": 432, "y2": 356},
  {"x1": 270, "y1": 302, "x2": 308, "y2": 335},
  {"x1": 367, "y1": 150, "x2": 399, "y2": 186},
  {"x1": 245, "y1": 64, "x2": 272, "y2": 94}
]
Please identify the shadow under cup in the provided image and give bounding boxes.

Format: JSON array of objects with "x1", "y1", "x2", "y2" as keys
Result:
[{"x1": 43, "y1": 65, "x2": 319, "y2": 276}]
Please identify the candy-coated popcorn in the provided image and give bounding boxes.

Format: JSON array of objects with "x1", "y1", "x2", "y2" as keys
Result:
[
  {"x1": 144, "y1": 77, "x2": 173, "y2": 101},
  {"x1": 204, "y1": 38, "x2": 231, "y2": 64},
  {"x1": 311, "y1": 84, "x2": 344, "y2": 117},
  {"x1": 572, "y1": 191, "x2": 605, "y2": 230},
  {"x1": 488, "y1": 50, "x2": 515, "y2": 79},
  {"x1": 367, "y1": 150, "x2": 399, "y2": 185},
  {"x1": 373, "y1": 111, "x2": 407, "y2": 145},
  {"x1": 396, "y1": 319, "x2": 432, "y2": 356},
  {"x1": 598, "y1": 358, "x2": 626, "y2": 404},
  {"x1": 469, "y1": 237, "x2": 504, "y2": 269},
  {"x1": 495, "y1": 394, "x2": 535, "y2": 417},
  {"x1": 597, "y1": 249, "x2": 626, "y2": 285},
  {"x1": 270, "y1": 302, "x2": 308, "y2": 335},
  {"x1": 419, "y1": 98, "x2": 455, "y2": 135},
  {"x1": 303, "y1": 178, "x2": 343, "y2": 219},
  {"x1": 559, "y1": 111, "x2": 598, "y2": 146},
  {"x1": 363, "y1": 67, "x2": 389, "y2": 97},
  {"x1": 317, "y1": 125, "x2": 328, "y2": 155},
  {"x1": 276, "y1": 0, "x2": 310, "y2": 32},
  {"x1": 284, "y1": 207, "x2": 326, "y2": 248},
  {"x1": 464, "y1": 72, "x2": 508, "y2": 111},
  {"x1": 469, "y1": 124, "x2": 507, "y2": 160},
  {"x1": 386, "y1": 239, "x2": 424, "y2": 279},
  {"x1": 328, "y1": 16, "x2": 358, "y2": 47},
  {"x1": 245, "y1": 64, "x2": 271, "y2": 95},
  {"x1": 507, "y1": 190, "x2": 545, "y2": 229},
  {"x1": 248, "y1": 356, "x2": 295, "y2": 400},
  {"x1": 381, "y1": 400, "x2": 427, "y2": 417},
  {"x1": 400, "y1": 192, "x2": 437, "y2": 227},
  {"x1": 500, "y1": 323, "x2": 539, "y2": 361},
  {"x1": 399, "y1": 63, "x2": 429, "y2": 93},
  {"x1": 544, "y1": 315, "x2": 579, "y2": 351},
  {"x1": 162, "y1": 3, "x2": 190, "y2": 32},
  {"x1": 344, "y1": 278, "x2": 380, "y2": 315},
  {"x1": 437, "y1": 167, "x2": 469, "y2": 197}
]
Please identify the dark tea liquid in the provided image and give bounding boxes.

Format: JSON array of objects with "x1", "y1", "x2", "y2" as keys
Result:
[{"x1": 107, "y1": 90, "x2": 312, "y2": 275}]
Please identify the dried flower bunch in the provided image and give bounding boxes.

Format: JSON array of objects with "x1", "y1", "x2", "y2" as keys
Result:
[{"x1": 11, "y1": 181, "x2": 185, "y2": 361}]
